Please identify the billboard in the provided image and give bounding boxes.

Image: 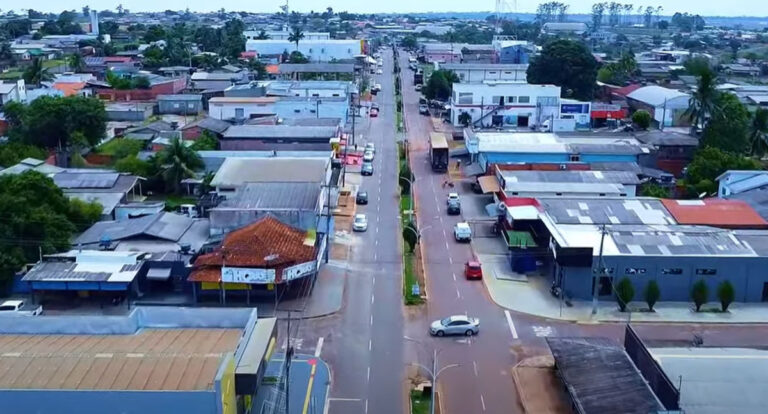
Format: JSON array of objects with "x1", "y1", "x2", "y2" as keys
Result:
[
  {"x1": 283, "y1": 261, "x2": 316, "y2": 281},
  {"x1": 221, "y1": 266, "x2": 276, "y2": 284}
]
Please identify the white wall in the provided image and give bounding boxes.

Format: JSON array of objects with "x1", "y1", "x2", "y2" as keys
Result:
[
  {"x1": 451, "y1": 83, "x2": 561, "y2": 128},
  {"x1": 209, "y1": 101, "x2": 275, "y2": 120},
  {"x1": 452, "y1": 67, "x2": 528, "y2": 83}
]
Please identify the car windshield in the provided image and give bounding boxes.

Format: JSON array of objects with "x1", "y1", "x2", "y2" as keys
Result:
[
  {"x1": 355, "y1": 216, "x2": 365, "y2": 223},
  {"x1": 440, "y1": 318, "x2": 451, "y2": 326},
  {"x1": 469, "y1": 264, "x2": 481, "y2": 270}
]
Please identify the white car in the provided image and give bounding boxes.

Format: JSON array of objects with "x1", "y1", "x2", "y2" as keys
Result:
[
  {"x1": 447, "y1": 193, "x2": 460, "y2": 204},
  {"x1": 430, "y1": 315, "x2": 480, "y2": 337},
  {"x1": 365, "y1": 143, "x2": 375, "y2": 154},
  {"x1": 376, "y1": 69, "x2": 383, "y2": 74},
  {"x1": 353, "y1": 214, "x2": 368, "y2": 232},
  {"x1": 374, "y1": 83, "x2": 382, "y2": 91},
  {"x1": 454, "y1": 222, "x2": 472, "y2": 242},
  {"x1": 363, "y1": 151, "x2": 374, "y2": 162}
]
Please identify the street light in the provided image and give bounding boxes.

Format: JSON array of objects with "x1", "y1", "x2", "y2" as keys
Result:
[
  {"x1": 404, "y1": 336, "x2": 459, "y2": 414},
  {"x1": 403, "y1": 225, "x2": 431, "y2": 244}
]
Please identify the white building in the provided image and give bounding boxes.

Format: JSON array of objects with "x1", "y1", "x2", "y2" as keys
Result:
[
  {"x1": 208, "y1": 96, "x2": 349, "y2": 125},
  {"x1": 0, "y1": 80, "x2": 26, "y2": 106},
  {"x1": 244, "y1": 31, "x2": 331, "y2": 41},
  {"x1": 626, "y1": 86, "x2": 690, "y2": 128},
  {"x1": 245, "y1": 39, "x2": 362, "y2": 63},
  {"x1": 451, "y1": 81, "x2": 561, "y2": 129},
  {"x1": 439, "y1": 63, "x2": 528, "y2": 83}
]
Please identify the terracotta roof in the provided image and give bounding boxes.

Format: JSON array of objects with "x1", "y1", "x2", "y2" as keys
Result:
[
  {"x1": 189, "y1": 216, "x2": 316, "y2": 283},
  {"x1": 661, "y1": 198, "x2": 768, "y2": 229},
  {"x1": 52, "y1": 82, "x2": 86, "y2": 96},
  {"x1": 613, "y1": 84, "x2": 642, "y2": 97},
  {"x1": 266, "y1": 64, "x2": 279, "y2": 74}
]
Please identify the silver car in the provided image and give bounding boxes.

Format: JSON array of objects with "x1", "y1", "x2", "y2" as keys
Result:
[
  {"x1": 429, "y1": 315, "x2": 479, "y2": 337},
  {"x1": 353, "y1": 214, "x2": 368, "y2": 232}
]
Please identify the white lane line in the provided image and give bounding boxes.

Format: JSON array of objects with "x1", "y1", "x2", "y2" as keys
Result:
[
  {"x1": 436, "y1": 205, "x2": 441, "y2": 213},
  {"x1": 456, "y1": 288, "x2": 461, "y2": 299},
  {"x1": 372, "y1": 276, "x2": 375, "y2": 286},
  {"x1": 315, "y1": 337, "x2": 324, "y2": 357},
  {"x1": 371, "y1": 295, "x2": 375, "y2": 305},
  {"x1": 449, "y1": 257, "x2": 453, "y2": 265},
  {"x1": 367, "y1": 366, "x2": 371, "y2": 382},
  {"x1": 504, "y1": 310, "x2": 519, "y2": 339},
  {"x1": 370, "y1": 315, "x2": 374, "y2": 326},
  {"x1": 374, "y1": 252, "x2": 378, "y2": 261},
  {"x1": 452, "y1": 273, "x2": 457, "y2": 281},
  {"x1": 473, "y1": 361, "x2": 478, "y2": 377},
  {"x1": 369, "y1": 339, "x2": 372, "y2": 351},
  {"x1": 445, "y1": 241, "x2": 450, "y2": 250},
  {"x1": 480, "y1": 395, "x2": 486, "y2": 411},
  {"x1": 376, "y1": 227, "x2": 379, "y2": 233},
  {"x1": 375, "y1": 240, "x2": 379, "y2": 246},
  {"x1": 365, "y1": 399, "x2": 369, "y2": 414}
]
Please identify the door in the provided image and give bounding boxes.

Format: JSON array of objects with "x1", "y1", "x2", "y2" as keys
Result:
[
  {"x1": 517, "y1": 115, "x2": 529, "y2": 127},
  {"x1": 448, "y1": 320, "x2": 468, "y2": 335}
]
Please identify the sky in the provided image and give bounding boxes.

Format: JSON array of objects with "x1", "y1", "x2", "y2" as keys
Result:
[{"x1": 9, "y1": 0, "x2": 768, "y2": 17}]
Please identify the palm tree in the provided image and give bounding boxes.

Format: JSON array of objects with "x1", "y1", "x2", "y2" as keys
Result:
[
  {"x1": 156, "y1": 137, "x2": 204, "y2": 194},
  {"x1": 23, "y1": 57, "x2": 53, "y2": 87},
  {"x1": 67, "y1": 53, "x2": 85, "y2": 72},
  {"x1": 749, "y1": 108, "x2": 768, "y2": 156},
  {"x1": 288, "y1": 26, "x2": 305, "y2": 51},
  {"x1": 255, "y1": 30, "x2": 270, "y2": 40},
  {"x1": 684, "y1": 68, "x2": 720, "y2": 135}
]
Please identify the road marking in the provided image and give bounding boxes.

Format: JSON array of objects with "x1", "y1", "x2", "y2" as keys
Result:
[
  {"x1": 328, "y1": 398, "x2": 362, "y2": 402},
  {"x1": 374, "y1": 252, "x2": 377, "y2": 261},
  {"x1": 371, "y1": 295, "x2": 375, "y2": 305},
  {"x1": 369, "y1": 339, "x2": 372, "y2": 351},
  {"x1": 302, "y1": 361, "x2": 318, "y2": 414},
  {"x1": 504, "y1": 310, "x2": 519, "y2": 339},
  {"x1": 365, "y1": 399, "x2": 369, "y2": 414},
  {"x1": 375, "y1": 240, "x2": 379, "y2": 246},
  {"x1": 376, "y1": 227, "x2": 379, "y2": 233},
  {"x1": 473, "y1": 361, "x2": 478, "y2": 377},
  {"x1": 437, "y1": 205, "x2": 441, "y2": 213},
  {"x1": 445, "y1": 241, "x2": 450, "y2": 250},
  {"x1": 480, "y1": 394, "x2": 486, "y2": 411},
  {"x1": 315, "y1": 337, "x2": 324, "y2": 357},
  {"x1": 452, "y1": 273, "x2": 457, "y2": 281},
  {"x1": 532, "y1": 326, "x2": 554, "y2": 337},
  {"x1": 367, "y1": 366, "x2": 371, "y2": 382},
  {"x1": 370, "y1": 315, "x2": 373, "y2": 326},
  {"x1": 456, "y1": 288, "x2": 461, "y2": 299},
  {"x1": 449, "y1": 257, "x2": 453, "y2": 264},
  {"x1": 372, "y1": 276, "x2": 375, "y2": 286}
]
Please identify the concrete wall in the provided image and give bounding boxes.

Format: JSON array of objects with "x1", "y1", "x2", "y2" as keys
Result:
[
  {"x1": 158, "y1": 99, "x2": 202, "y2": 115},
  {"x1": 558, "y1": 255, "x2": 768, "y2": 303},
  {"x1": 0, "y1": 389, "x2": 217, "y2": 414},
  {"x1": 453, "y1": 68, "x2": 527, "y2": 83}
]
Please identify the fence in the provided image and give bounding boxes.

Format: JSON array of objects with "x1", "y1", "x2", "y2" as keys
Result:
[{"x1": 623, "y1": 324, "x2": 681, "y2": 411}]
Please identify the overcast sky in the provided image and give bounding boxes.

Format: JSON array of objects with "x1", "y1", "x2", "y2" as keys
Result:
[{"x1": 12, "y1": 0, "x2": 768, "y2": 17}]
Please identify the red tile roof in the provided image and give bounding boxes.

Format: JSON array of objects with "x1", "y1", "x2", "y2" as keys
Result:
[
  {"x1": 613, "y1": 84, "x2": 642, "y2": 97},
  {"x1": 661, "y1": 198, "x2": 768, "y2": 229},
  {"x1": 189, "y1": 216, "x2": 317, "y2": 283}
]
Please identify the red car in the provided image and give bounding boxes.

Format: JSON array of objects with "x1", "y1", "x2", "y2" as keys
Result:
[{"x1": 465, "y1": 261, "x2": 483, "y2": 280}]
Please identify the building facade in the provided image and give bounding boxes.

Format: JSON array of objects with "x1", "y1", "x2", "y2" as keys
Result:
[{"x1": 451, "y1": 82, "x2": 561, "y2": 128}]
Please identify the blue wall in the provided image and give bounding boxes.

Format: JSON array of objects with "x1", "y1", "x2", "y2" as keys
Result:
[
  {"x1": 499, "y1": 46, "x2": 530, "y2": 64},
  {"x1": 558, "y1": 255, "x2": 768, "y2": 303},
  {"x1": 0, "y1": 389, "x2": 217, "y2": 414},
  {"x1": 480, "y1": 152, "x2": 639, "y2": 171}
]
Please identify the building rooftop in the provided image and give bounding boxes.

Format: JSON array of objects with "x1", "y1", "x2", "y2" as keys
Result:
[
  {"x1": 74, "y1": 212, "x2": 198, "y2": 246},
  {"x1": 277, "y1": 63, "x2": 356, "y2": 73},
  {"x1": 547, "y1": 337, "x2": 663, "y2": 414},
  {"x1": 222, "y1": 125, "x2": 339, "y2": 140},
  {"x1": 499, "y1": 170, "x2": 640, "y2": 187},
  {"x1": 469, "y1": 132, "x2": 650, "y2": 155},
  {"x1": 439, "y1": 63, "x2": 528, "y2": 71},
  {"x1": 217, "y1": 182, "x2": 321, "y2": 211},
  {"x1": 0, "y1": 328, "x2": 241, "y2": 391},
  {"x1": 157, "y1": 94, "x2": 202, "y2": 101},
  {"x1": 661, "y1": 199, "x2": 768, "y2": 229},
  {"x1": 22, "y1": 250, "x2": 146, "y2": 283},
  {"x1": 633, "y1": 131, "x2": 699, "y2": 147},
  {"x1": 627, "y1": 85, "x2": 689, "y2": 106},
  {"x1": 208, "y1": 97, "x2": 278, "y2": 104},
  {"x1": 181, "y1": 117, "x2": 232, "y2": 134},
  {"x1": 211, "y1": 157, "x2": 329, "y2": 188},
  {"x1": 539, "y1": 198, "x2": 676, "y2": 225}
]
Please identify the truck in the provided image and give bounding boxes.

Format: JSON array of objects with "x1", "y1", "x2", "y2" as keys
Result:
[
  {"x1": 0, "y1": 300, "x2": 43, "y2": 316},
  {"x1": 429, "y1": 133, "x2": 449, "y2": 172}
]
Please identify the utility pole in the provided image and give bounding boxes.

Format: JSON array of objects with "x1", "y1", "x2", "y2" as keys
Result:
[
  {"x1": 284, "y1": 311, "x2": 293, "y2": 414},
  {"x1": 591, "y1": 224, "x2": 608, "y2": 315},
  {"x1": 430, "y1": 348, "x2": 437, "y2": 414}
]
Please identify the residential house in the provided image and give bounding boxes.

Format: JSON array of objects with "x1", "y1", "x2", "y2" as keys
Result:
[
  {"x1": 717, "y1": 170, "x2": 768, "y2": 222},
  {"x1": 0, "y1": 80, "x2": 26, "y2": 107},
  {"x1": 422, "y1": 43, "x2": 463, "y2": 63},
  {"x1": 495, "y1": 40, "x2": 535, "y2": 64},
  {"x1": 190, "y1": 71, "x2": 248, "y2": 91},
  {"x1": 634, "y1": 130, "x2": 698, "y2": 177},
  {"x1": 105, "y1": 102, "x2": 155, "y2": 122},
  {"x1": 208, "y1": 96, "x2": 350, "y2": 126},
  {"x1": 245, "y1": 31, "x2": 331, "y2": 41},
  {"x1": 451, "y1": 81, "x2": 561, "y2": 128},
  {"x1": 460, "y1": 45, "x2": 498, "y2": 63},
  {"x1": 494, "y1": 168, "x2": 641, "y2": 198},
  {"x1": 181, "y1": 117, "x2": 232, "y2": 141},
  {"x1": 276, "y1": 63, "x2": 356, "y2": 80},
  {"x1": 541, "y1": 22, "x2": 587, "y2": 35},
  {"x1": 157, "y1": 94, "x2": 203, "y2": 115},
  {"x1": 626, "y1": 86, "x2": 690, "y2": 127}
]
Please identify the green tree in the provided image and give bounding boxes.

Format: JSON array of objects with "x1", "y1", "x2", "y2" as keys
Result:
[
  {"x1": 700, "y1": 93, "x2": 750, "y2": 154},
  {"x1": 401, "y1": 35, "x2": 417, "y2": 49},
  {"x1": 289, "y1": 51, "x2": 309, "y2": 63},
  {"x1": 255, "y1": 30, "x2": 270, "y2": 40},
  {"x1": 0, "y1": 142, "x2": 47, "y2": 167},
  {"x1": 644, "y1": 280, "x2": 660, "y2": 311},
  {"x1": 105, "y1": 70, "x2": 132, "y2": 89},
  {"x1": 23, "y1": 57, "x2": 53, "y2": 87},
  {"x1": 247, "y1": 59, "x2": 268, "y2": 80},
  {"x1": 403, "y1": 221, "x2": 418, "y2": 253},
  {"x1": 67, "y1": 53, "x2": 85, "y2": 72},
  {"x1": 399, "y1": 163, "x2": 414, "y2": 196},
  {"x1": 288, "y1": 26, "x2": 305, "y2": 50},
  {"x1": 114, "y1": 155, "x2": 155, "y2": 178},
  {"x1": 3, "y1": 96, "x2": 106, "y2": 150},
  {"x1": 68, "y1": 198, "x2": 103, "y2": 231},
  {"x1": 527, "y1": 39, "x2": 598, "y2": 101},
  {"x1": 685, "y1": 68, "x2": 720, "y2": 134},
  {"x1": 691, "y1": 279, "x2": 709, "y2": 312},
  {"x1": 0, "y1": 42, "x2": 14, "y2": 64},
  {"x1": 143, "y1": 24, "x2": 166, "y2": 43},
  {"x1": 685, "y1": 147, "x2": 761, "y2": 197},
  {"x1": 717, "y1": 280, "x2": 735, "y2": 312},
  {"x1": 99, "y1": 21, "x2": 119, "y2": 36},
  {"x1": 458, "y1": 112, "x2": 472, "y2": 127},
  {"x1": 423, "y1": 70, "x2": 458, "y2": 101},
  {"x1": 131, "y1": 76, "x2": 151, "y2": 89},
  {"x1": 632, "y1": 110, "x2": 652, "y2": 130},
  {"x1": 156, "y1": 137, "x2": 203, "y2": 194},
  {"x1": 191, "y1": 131, "x2": 219, "y2": 150},
  {"x1": 748, "y1": 108, "x2": 768, "y2": 156},
  {"x1": 615, "y1": 277, "x2": 634, "y2": 312},
  {"x1": 640, "y1": 182, "x2": 670, "y2": 198}
]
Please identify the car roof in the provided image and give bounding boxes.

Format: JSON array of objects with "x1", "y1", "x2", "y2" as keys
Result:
[
  {"x1": 359, "y1": 191, "x2": 368, "y2": 195},
  {"x1": 448, "y1": 315, "x2": 470, "y2": 322},
  {"x1": 456, "y1": 222, "x2": 470, "y2": 228},
  {"x1": 0, "y1": 300, "x2": 23, "y2": 306},
  {"x1": 448, "y1": 192, "x2": 459, "y2": 197},
  {"x1": 355, "y1": 214, "x2": 366, "y2": 219},
  {"x1": 467, "y1": 261, "x2": 481, "y2": 266}
]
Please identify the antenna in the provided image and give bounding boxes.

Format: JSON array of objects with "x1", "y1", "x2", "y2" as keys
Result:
[{"x1": 494, "y1": 0, "x2": 518, "y2": 33}]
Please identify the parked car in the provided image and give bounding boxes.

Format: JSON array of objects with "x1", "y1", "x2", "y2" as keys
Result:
[
  {"x1": 465, "y1": 261, "x2": 483, "y2": 280},
  {"x1": 376, "y1": 69, "x2": 383, "y2": 74},
  {"x1": 370, "y1": 107, "x2": 379, "y2": 117},
  {"x1": 430, "y1": 315, "x2": 480, "y2": 337},
  {"x1": 365, "y1": 142, "x2": 375, "y2": 154},
  {"x1": 454, "y1": 222, "x2": 472, "y2": 242},
  {"x1": 356, "y1": 191, "x2": 369, "y2": 205},
  {"x1": 447, "y1": 199, "x2": 461, "y2": 215},
  {"x1": 419, "y1": 104, "x2": 429, "y2": 115},
  {"x1": 0, "y1": 300, "x2": 43, "y2": 316},
  {"x1": 361, "y1": 161, "x2": 374, "y2": 176},
  {"x1": 363, "y1": 151, "x2": 374, "y2": 162},
  {"x1": 447, "y1": 193, "x2": 460, "y2": 204},
  {"x1": 353, "y1": 214, "x2": 368, "y2": 232}
]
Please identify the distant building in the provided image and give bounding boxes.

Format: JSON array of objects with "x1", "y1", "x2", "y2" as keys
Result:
[
  {"x1": 0, "y1": 80, "x2": 26, "y2": 107},
  {"x1": 157, "y1": 94, "x2": 203, "y2": 115},
  {"x1": 245, "y1": 39, "x2": 362, "y2": 63},
  {"x1": 439, "y1": 63, "x2": 528, "y2": 83},
  {"x1": 626, "y1": 86, "x2": 690, "y2": 127},
  {"x1": 451, "y1": 82, "x2": 561, "y2": 128},
  {"x1": 541, "y1": 22, "x2": 587, "y2": 35},
  {"x1": 220, "y1": 125, "x2": 341, "y2": 151}
]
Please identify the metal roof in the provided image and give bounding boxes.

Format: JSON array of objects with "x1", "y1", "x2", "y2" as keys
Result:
[
  {"x1": 181, "y1": 117, "x2": 232, "y2": 134},
  {"x1": 156, "y1": 94, "x2": 202, "y2": 101},
  {"x1": 627, "y1": 85, "x2": 689, "y2": 106},
  {"x1": 66, "y1": 192, "x2": 124, "y2": 215},
  {"x1": 60, "y1": 174, "x2": 138, "y2": 194},
  {"x1": 278, "y1": 63, "x2": 355, "y2": 73},
  {"x1": 472, "y1": 132, "x2": 649, "y2": 155},
  {"x1": 216, "y1": 182, "x2": 321, "y2": 211},
  {"x1": 547, "y1": 337, "x2": 664, "y2": 414},
  {"x1": 661, "y1": 199, "x2": 768, "y2": 229},
  {"x1": 74, "y1": 212, "x2": 195, "y2": 245},
  {"x1": 440, "y1": 63, "x2": 528, "y2": 71},
  {"x1": 506, "y1": 182, "x2": 626, "y2": 194},
  {"x1": 539, "y1": 198, "x2": 676, "y2": 225},
  {"x1": 499, "y1": 170, "x2": 640, "y2": 186},
  {"x1": 53, "y1": 172, "x2": 119, "y2": 189},
  {"x1": 211, "y1": 157, "x2": 329, "y2": 187},
  {"x1": 223, "y1": 125, "x2": 338, "y2": 140}
]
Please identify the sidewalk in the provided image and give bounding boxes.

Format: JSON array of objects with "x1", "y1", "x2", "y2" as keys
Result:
[
  {"x1": 480, "y1": 253, "x2": 768, "y2": 324},
  {"x1": 252, "y1": 353, "x2": 331, "y2": 414}
]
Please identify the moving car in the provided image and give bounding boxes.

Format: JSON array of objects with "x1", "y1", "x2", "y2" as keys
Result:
[
  {"x1": 454, "y1": 222, "x2": 472, "y2": 242},
  {"x1": 419, "y1": 104, "x2": 429, "y2": 115},
  {"x1": 430, "y1": 315, "x2": 480, "y2": 337},
  {"x1": 365, "y1": 142, "x2": 375, "y2": 154},
  {"x1": 376, "y1": 69, "x2": 383, "y2": 74},
  {"x1": 353, "y1": 214, "x2": 368, "y2": 232},
  {"x1": 0, "y1": 300, "x2": 43, "y2": 316},
  {"x1": 363, "y1": 151, "x2": 374, "y2": 162},
  {"x1": 361, "y1": 161, "x2": 374, "y2": 176},
  {"x1": 447, "y1": 193, "x2": 460, "y2": 204},
  {"x1": 447, "y1": 199, "x2": 461, "y2": 215},
  {"x1": 356, "y1": 191, "x2": 369, "y2": 205},
  {"x1": 465, "y1": 261, "x2": 483, "y2": 280},
  {"x1": 415, "y1": 84, "x2": 423, "y2": 92}
]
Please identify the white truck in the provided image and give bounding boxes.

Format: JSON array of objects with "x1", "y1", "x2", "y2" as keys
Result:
[{"x1": 0, "y1": 300, "x2": 43, "y2": 316}]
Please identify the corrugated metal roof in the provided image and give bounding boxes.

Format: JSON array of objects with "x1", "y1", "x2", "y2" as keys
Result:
[
  {"x1": 53, "y1": 172, "x2": 119, "y2": 189},
  {"x1": 211, "y1": 157, "x2": 329, "y2": 187},
  {"x1": 540, "y1": 198, "x2": 676, "y2": 225},
  {"x1": 157, "y1": 94, "x2": 202, "y2": 101},
  {"x1": 217, "y1": 182, "x2": 321, "y2": 210},
  {"x1": 74, "y1": 212, "x2": 195, "y2": 245},
  {"x1": 627, "y1": 85, "x2": 688, "y2": 106},
  {"x1": 278, "y1": 63, "x2": 355, "y2": 73},
  {"x1": 661, "y1": 199, "x2": 768, "y2": 229},
  {"x1": 223, "y1": 125, "x2": 338, "y2": 140},
  {"x1": 499, "y1": 170, "x2": 640, "y2": 186}
]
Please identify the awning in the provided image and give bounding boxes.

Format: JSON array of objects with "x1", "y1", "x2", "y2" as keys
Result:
[
  {"x1": 478, "y1": 175, "x2": 501, "y2": 194},
  {"x1": 147, "y1": 267, "x2": 172, "y2": 281},
  {"x1": 463, "y1": 163, "x2": 485, "y2": 177}
]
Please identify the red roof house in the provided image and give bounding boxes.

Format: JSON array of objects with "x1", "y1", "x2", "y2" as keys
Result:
[{"x1": 661, "y1": 199, "x2": 768, "y2": 229}]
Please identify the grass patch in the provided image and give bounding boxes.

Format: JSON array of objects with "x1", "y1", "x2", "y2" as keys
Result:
[
  {"x1": 43, "y1": 59, "x2": 66, "y2": 69},
  {"x1": 147, "y1": 194, "x2": 197, "y2": 211},
  {"x1": 0, "y1": 70, "x2": 23, "y2": 80},
  {"x1": 96, "y1": 138, "x2": 144, "y2": 158},
  {"x1": 403, "y1": 251, "x2": 422, "y2": 305},
  {"x1": 410, "y1": 389, "x2": 430, "y2": 414}
]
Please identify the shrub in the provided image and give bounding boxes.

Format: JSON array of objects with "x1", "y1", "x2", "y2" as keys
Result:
[
  {"x1": 691, "y1": 280, "x2": 709, "y2": 312},
  {"x1": 632, "y1": 110, "x2": 652, "y2": 130},
  {"x1": 615, "y1": 277, "x2": 634, "y2": 312},
  {"x1": 717, "y1": 280, "x2": 735, "y2": 312},
  {"x1": 644, "y1": 280, "x2": 660, "y2": 311},
  {"x1": 403, "y1": 221, "x2": 418, "y2": 253}
]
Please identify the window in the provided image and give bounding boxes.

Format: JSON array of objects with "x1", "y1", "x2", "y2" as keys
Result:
[
  {"x1": 555, "y1": 192, "x2": 563, "y2": 196},
  {"x1": 309, "y1": 48, "x2": 313, "y2": 53},
  {"x1": 235, "y1": 108, "x2": 244, "y2": 119},
  {"x1": 696, "y1": 268, "x2": 717, "y2": 275},
  {"x1": 310, "y1": 109, "x2": 316, "y2": 113},
  {"x1": 512, "y1": 192, "x2": 519, "y2": 195},
  {"x1": 491, "y1": 96, "x2": 504, "y2": 105},
  {"x1": 662, "y1": 268, "x2": 683, "y2": 275},
  {"x1": 488, "y1": 71, "x2": 497, "y2": 74},
  {"x1": 187, "y1": 103, "x2": 195, "y2": 109},
  {"x1": 599, "y1": 193, "x2": 606, "y2": 196},
  {"x1": 518, "y1": 96, "x2": 530, "y2": 103},
  {"x1": 312, "y1": 93, "x2": 320, "y2": 97},
  {"x1": 507, "y1": 96, "x2": 516, "y2": 103},
  {"x1": 321, "y1": 48, "x2": 325, "y2": 53},
  {"x1": 173, "y1": 103, "x2": 180, "y2": 108},
  {"x1": 458, "y1": 92, "x2": 473, "y2": 104},
  {"x1": 625, "y1": 268, "x2": 646, "y2": 275},
  {"x1": 504, "y1": 71, "x2": 512, "y2": 75},
  {"x1": 537, "y1": 96, "x2": 558, "y2": 106},
  {"x1": 348, "y1": 48, "x2": 352, "y2": 53},
  {"x1": 569, "y1": 154, "x2": 581, "y2": 161},
  {"x1": 294, "y1": 109, "x2": 301, "y2": 113},
  {"x1": 459, "y1": 73, "x2": 466, "y2": 80},
  {"x1": 332, "y1": 93, "x2": 340, "y2": 97}
]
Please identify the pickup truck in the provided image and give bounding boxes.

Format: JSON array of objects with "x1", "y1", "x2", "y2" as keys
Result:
[{"x1": 0, "y1": 300, "x2": 43, "y2": 316}]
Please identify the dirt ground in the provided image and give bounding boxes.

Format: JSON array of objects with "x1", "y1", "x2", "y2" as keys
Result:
[{"x1": 513, "y1": 356, "x2": 573, "y2": 414}]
